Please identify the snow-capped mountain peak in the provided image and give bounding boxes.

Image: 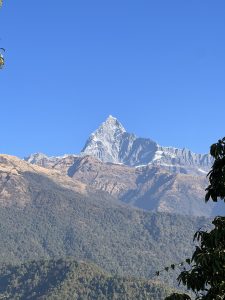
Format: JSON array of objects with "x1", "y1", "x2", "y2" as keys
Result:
[
  {"x1": 81, "y1": 116, "x2": 127, "y2": 163},
  {"x1": 25, "y1": 115, "x2": 213, "y2": 175},
  {"x1": 96, "y1": 115, "x2": 126, "y2": 135},
  {"x1": 81, "y1": 115, "x2": 213, "y2": 172},
  {"x1": 24, "y1": 153, "x2": 49, "y2": 164}
]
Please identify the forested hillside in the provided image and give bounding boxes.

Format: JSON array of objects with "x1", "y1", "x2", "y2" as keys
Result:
[
  {"x1": 0, "y1": 156, "x2": 210, "y2": 282},
  {"x1": 0, "y1": 259, "x2": 174, "y2": 299}
]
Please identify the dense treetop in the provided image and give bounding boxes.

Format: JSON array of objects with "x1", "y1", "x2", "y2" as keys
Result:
[
  {"x1": 165, "y1": 138, "x2": 225, "y2": 300},
  {"x1": 0, "y1": 259, "x2": 174, "y2": 300}
]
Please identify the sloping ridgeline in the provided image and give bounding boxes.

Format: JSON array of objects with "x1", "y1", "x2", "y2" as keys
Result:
[
  {"x1": 0, "y1": 155, "x2": 209, "y2": 286},
  {"x1": 0, "y1": 259, "x2": 174, "y2": 299}
]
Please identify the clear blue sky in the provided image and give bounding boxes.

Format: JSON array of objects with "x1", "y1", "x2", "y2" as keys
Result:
[{"x1": 0, "y1": 0, "x2": 225, "y2": 157}]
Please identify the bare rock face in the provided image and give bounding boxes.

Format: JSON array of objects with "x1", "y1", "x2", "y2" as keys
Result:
[
  {"x1": 150, "y1": 146, "x2": 211, "y2": 175},
  {"x1": 68, "y1": 158, "x2": 215, "y2": 217},
  {"x1": 25, "y1": 115, "x2": 213, "y2": 175},
  {"x1": 81, "y1": 115, "x2": 213, "y2": 174},
  {"x1": 24, "y1": 153, "x2": 79, "y2": 171},
  {"x1": 24, "y1": 153, "x2": 55, "y2": 167},
  {"x1": 81, "y1": 115, "x2": 158, "y2": 167},
  {"x1": 67, "y1": 156, "x2": 138, "y2": 199},
  {"x1": 122, "y1": 165, "x2": 211, "y2": 217},
  {"x1": 81, "y1": 115, "x2": 126, "y2": 163}
]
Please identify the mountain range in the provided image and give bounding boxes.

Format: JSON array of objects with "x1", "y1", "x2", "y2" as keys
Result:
[
  {"x1": 24, "y1": 115, "x2": 217, "y2": 217},
  {"x1": 26, "y1": 115, "x2": 213, "y2": 175},
  {"x1": 0, "y1": 117, "x2": 217, "y2": 298},
  {"x1": 0, "y1": 154, "x2": 207, "y2": 281}
]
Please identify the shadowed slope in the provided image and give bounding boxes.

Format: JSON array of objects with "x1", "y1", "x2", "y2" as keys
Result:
[{"x1": 0, "y1": 154, "x2": 208, "y2": 282}]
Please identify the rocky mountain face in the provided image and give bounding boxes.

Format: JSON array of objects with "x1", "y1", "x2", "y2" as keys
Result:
[
  {"x1": 25, "y1": 115, "x2": 213, "y2": 175},
  {"x1": 81, "y1": 115, "x2": 213, "y2": 174},
  {"x1": 81, "y1": 115, "x2": 127, "y2": 164},
  {"x1": 24, "y1": 115, "x2": 215, "y2": 216},
  {"x1": 24, "y1": 153, "x2": 79, "y2": 170},
  {"x1": 81, "y1": 115, "x2": 159, "y2": 168},
  {"x1": 69, "y1": 156, "x2": 212, "y2": 217},
  {"x1": 23, "y1": 154, "x2": 217, "y2": 217}
]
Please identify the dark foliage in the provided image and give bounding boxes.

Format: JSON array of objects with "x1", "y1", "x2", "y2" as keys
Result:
[
  {"x1": 0, "y1": 259, "x2": 173, "y2": 299},
  {"x1": 0, "y1": 171, "x2": 208, "y2": 284},
  {"x1": 166, "y1": 138, "x2": 225, "y2": 300}
]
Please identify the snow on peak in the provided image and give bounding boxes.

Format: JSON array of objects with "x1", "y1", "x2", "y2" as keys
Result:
[
  {"x1": 108, "y1": 114, "x2": 116, "y2": 120},
  {"x1": 101, "y1": 115, "x2": 126, "y2": 132},
  {"x1": 89, "y1": 115, "x2": 126, "y2": 143},
  {"x1": 24, "y1": 153, "x2": 49, "y2": 163},
  {"x1": 25, "y1": 115, "x2": 213, "y2": 175},
  {"x1": 82, "y1": 116, "x2": 126, "y2": 163}
]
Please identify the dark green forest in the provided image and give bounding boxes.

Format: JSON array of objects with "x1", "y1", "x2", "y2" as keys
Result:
[
  {"x1": 0, "y1": 188, "x2": 208, "y2": 281},
  {"x1": 0, "y1": 259, "x2": 174, "y2": 299}
]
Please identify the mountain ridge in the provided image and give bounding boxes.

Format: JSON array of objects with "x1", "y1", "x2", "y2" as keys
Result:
[
  {"x1": 21, "y1": 116, "x2": 216, "y2": 217},
  {"x1": 25, "y1": 115, "x2": 213, "y2": 175},
  {"x1": 0, "y1": 154, "x2": 208, "y2": 282}
]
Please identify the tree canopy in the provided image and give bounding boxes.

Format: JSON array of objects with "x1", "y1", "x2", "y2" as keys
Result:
[{"x1": 165, "y1": 138, "x2": 225, "y2": 300}]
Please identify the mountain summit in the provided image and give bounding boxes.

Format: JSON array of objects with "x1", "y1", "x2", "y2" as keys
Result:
[
  {"x1": 81, "y1": 115, "x2": 212, "y2": 172},
  {"x1": 81, "y1": 115, "x2": 158, "y2": 165},
  {"x1": 81, "y1": 115, "x2": 126, "y2": 163},
  {"x1": 25, "y1": 115, "x2": 213, "y2": 174},
  {"x1": 22, "y1": 116, "x2": 215, "y2": 216}
]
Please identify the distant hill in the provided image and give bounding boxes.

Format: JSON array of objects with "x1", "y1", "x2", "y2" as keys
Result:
[
  {"x1": 0, "y1": 154, "x2": 209, "y2": 284},
  {"x1": 24, "y1": 153, "x2": 218, "y2": 217},
  {"x1": 0, "y1": 259, "x2": 174, "y2": 299}
]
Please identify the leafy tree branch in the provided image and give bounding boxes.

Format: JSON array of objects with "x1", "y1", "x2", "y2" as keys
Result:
[{"x1": 165, "y1": 138, "x2": 225, "y2": 300}]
